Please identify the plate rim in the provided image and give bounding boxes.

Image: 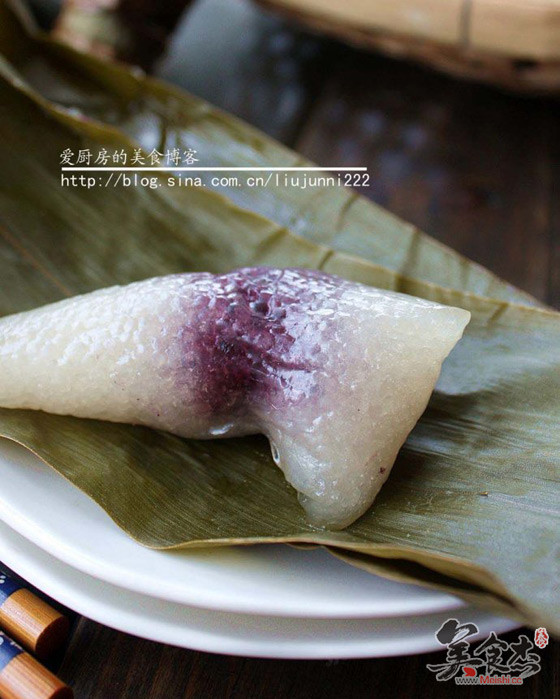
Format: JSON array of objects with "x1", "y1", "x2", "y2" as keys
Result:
[
  {"x1": 0, "y1": 495, "x2": 466, "y2": 618},
  {"x1": 0, "y1": 519, "x2": 519, "y2": 660},
  {"x1": 0, "y1": 441, "x2": 466, "y2": 619}
]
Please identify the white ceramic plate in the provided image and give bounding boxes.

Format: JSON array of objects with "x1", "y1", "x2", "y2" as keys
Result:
[
  {"x1": 0, "y1": 520, "x2": 518, "y2": 658},
  {"x1": 0, "y1": 439, "x2": 462, "y2": 618}
]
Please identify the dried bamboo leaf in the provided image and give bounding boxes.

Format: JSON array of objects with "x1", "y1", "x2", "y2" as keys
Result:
[
  {"x1": 0, "y1": 0, "x2": 541, "y2": 307},
  {"x1": 327, "y1": 547, "x2": 526, "y2": 624}
]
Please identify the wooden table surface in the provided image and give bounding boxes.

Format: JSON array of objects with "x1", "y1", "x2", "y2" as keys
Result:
[{"x1": 18, "y1": 0, "x2": 560, "y2": 696}]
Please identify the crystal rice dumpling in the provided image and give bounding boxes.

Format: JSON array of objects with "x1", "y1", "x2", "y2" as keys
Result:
[{"x1": 0, "y1": 267, "x2": 470, "y2": 528}]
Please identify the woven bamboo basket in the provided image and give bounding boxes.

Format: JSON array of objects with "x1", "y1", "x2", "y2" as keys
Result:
[{"x1": 255, "y1": 0, "x2": 560, "y2": 94}]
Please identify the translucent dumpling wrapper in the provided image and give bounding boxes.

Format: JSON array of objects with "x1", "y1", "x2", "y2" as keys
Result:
[{"x1": 0, "y1": 268, "x2": 470, "y2": 529}]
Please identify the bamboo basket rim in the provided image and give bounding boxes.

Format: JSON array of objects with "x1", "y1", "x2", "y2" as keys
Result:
[{"x1": 255, "y1": 0, "x2": 560, "y2": 94}]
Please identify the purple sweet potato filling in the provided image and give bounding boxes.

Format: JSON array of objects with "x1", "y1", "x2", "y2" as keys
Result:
[{"x1": 177, "y1": 268, "x2": 343, "y2": 420}]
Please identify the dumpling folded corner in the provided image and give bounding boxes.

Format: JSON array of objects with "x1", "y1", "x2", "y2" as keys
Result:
[{"x1": 0, "y1": 267, "x2": 470, "y2": 529}]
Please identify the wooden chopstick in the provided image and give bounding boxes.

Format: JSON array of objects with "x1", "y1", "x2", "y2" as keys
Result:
[
  {"x1": 0, "y1": 631, "x2": 73, "y2": 699},
  {"x1": 0, "y1": 571, "x2": 69, "y2": 660},
  {"x1": 0, "y1": 571, "x2": 73, "y2": 698}
]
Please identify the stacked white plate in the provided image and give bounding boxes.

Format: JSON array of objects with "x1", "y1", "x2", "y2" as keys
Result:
[{"x1": 0, "y1": 439, "x2": 517, "y2": 658}]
